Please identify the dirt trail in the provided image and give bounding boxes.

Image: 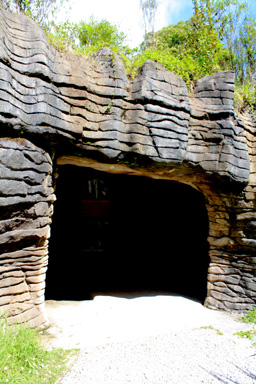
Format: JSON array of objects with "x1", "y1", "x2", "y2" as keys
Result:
[{"x1": 43, "y1": 293, "x2": 249, "y2": 350}]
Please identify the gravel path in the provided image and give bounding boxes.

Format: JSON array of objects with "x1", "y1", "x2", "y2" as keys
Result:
[{"x1": 44, "y1": 294, "x2": 256, "y2": 383}]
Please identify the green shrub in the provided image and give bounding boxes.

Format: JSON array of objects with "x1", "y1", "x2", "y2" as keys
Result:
[
  {"x1": 235, "y1": 307, "x2": 256, "y2": 346},
  {"x1": 234, "y1": 82, "x2": 256, "y2": 112},
  {"x1": 0, "y1": 316, "x2": 76, "y2": 384},
  {"x1": 234, "y1": 330, "x2": 256, "y2": 340},
  {"x1": 239, "y1": 307, "x2": 256, "y2": 324}
]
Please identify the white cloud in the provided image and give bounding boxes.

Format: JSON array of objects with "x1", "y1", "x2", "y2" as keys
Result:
[
  {"x1": 156, "y1": 0, "x2": 175, "y2": 29},
  {"x1": 158, "y1": 0, "x2": 192, "y2": 27}
]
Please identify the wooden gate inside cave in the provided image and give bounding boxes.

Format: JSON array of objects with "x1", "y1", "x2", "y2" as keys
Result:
[{"x1": 45, "y1": 165, "x2": 210, "y2": 303}]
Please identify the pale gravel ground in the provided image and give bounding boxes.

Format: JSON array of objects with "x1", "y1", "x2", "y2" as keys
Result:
[{"x1": 44, "y1": 294, "x2": 256, "y2": 383}]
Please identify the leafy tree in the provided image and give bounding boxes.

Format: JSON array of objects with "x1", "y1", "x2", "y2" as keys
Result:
[
  {"x1": 46, "y1": 20, "x2": 78, "y2": 51},
  {"x1": 184, "y1": 0, "x2": 226, "y2": 76},
  {"x1": 189, "y1": 0, "x2": 256, "y2": 109},
  {"x1": 190, "y1": 0, "x2": 256, "y2": 82},
  {"x1": 153, "y1": 22, "x2": 189, "y2": 53},
  {"x1": 46, "y1": 16, "x2": 133, "y2": 61},
  {"x1": 141, "y1": 0, "x2": 255, "y2": 83},
  {"x1": 0, "y1": 0, "x2": 67, "y2": 27},
  {"x1": 77, "y1": 17, "x2": 126, "y2": 51},
  {"x1": 191, "y1": 0, "x2": 244, "y2": 39},
  {"x1": 138, "y1": 6, "x2": 226, "y2": 82},
  {"x1": 227, "y1": 13, "x2": 256, "y2": 83}
]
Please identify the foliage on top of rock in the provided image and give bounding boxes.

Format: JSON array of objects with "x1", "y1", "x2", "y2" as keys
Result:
[{"x1": 1, "y1": 0, "x2": 256, "y2": 112}]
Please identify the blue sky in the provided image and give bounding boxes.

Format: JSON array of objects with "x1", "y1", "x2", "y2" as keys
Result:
[
  {"x1": 165, "y1": 0, "x2": 256, "y2": 24},
  {"x1": 64, "y1": 0, "x2": 256, "y2": 48}
]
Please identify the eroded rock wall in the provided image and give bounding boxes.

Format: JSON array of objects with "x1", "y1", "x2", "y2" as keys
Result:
[
  {"x1": 0, "y1": 138, "x2": 54, "y2": 326},
  {"x1": 0, "y1": 10, "x2": 250, "y2": 184},
  {"x1": 0, "y1": 9, "x2": 255, "y2": 326}
]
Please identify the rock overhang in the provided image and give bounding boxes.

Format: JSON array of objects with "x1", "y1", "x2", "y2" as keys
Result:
[{"x1": 0, "y1": 9, "x2": 250, "y2": 186}]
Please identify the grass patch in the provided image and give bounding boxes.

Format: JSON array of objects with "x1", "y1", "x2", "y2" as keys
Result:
[
  {"x1": 235, "y1": 307, "x2": 256, "y2": 346},
  {"x1": 234, "y1": 82, "x2": 256, "y2": 113},
  {"x1": 198, "y1": 325, "x2": 223, "y2": 335},
  {"x1": 239, "y1": 307, "x2": 256, "y2": 325},
  {"x1": 0, "y1": 316, "x2": 78, "y2": 384},
  {"x1": 234, "y1": 330, "x2": 256, "y2": 341}
]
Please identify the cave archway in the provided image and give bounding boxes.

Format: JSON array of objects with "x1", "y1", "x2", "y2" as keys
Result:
[{"x1": 45, "y1": 165, "x2": 210, "y2": 302}]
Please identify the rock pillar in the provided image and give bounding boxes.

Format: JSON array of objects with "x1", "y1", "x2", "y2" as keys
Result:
[{"x1": 0, "y1": 138, "x2": 54, "y2": 327}]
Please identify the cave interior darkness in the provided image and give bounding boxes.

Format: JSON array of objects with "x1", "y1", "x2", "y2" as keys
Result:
[{"x1": 45, "y1": 165, "x2": 210, "y2": 303}]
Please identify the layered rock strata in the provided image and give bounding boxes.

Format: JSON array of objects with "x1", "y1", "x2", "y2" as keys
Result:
[
  {"x1": 0, "y1": 10, "x2": 255, "y2": 326},
  {"x1": 0, "y1": 138, "x2": 54, "y2": 326}
]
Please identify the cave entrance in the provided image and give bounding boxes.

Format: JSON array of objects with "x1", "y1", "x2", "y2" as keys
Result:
[{"x1": 45, "y1": 165, "x2": 210, "y2": 302}]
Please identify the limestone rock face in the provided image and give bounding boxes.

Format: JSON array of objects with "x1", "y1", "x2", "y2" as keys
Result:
[
  {"x1": 0, "y1": 10, "x2": 250, "y2": 184},
  {"x1": 189, "y1": 73, "x2": 250, "y2": 183},
  {"x1": 0, "y1": 10, "x2": 255, "y2": 326},
  {"x1": 0, "y1": 138, "x2": 54, "y2": 327}
]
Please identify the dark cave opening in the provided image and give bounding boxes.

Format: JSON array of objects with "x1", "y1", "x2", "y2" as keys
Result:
[{"x1": 45, "y1": 165, "x2": 210, "y2": 303}]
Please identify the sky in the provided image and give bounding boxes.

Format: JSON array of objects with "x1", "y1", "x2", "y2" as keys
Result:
[{"x1": 60, "y1": 0, "x2": 256, "y2": 48}]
